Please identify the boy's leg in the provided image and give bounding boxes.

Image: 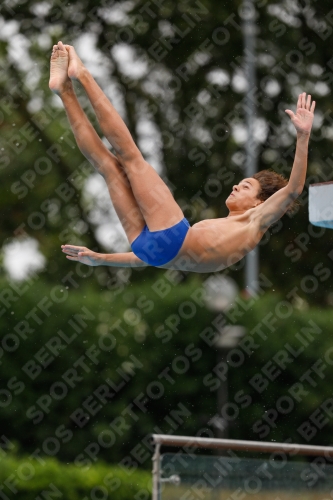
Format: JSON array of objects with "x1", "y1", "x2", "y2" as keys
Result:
[
  {"x1": 64, "y1": 42, "x2": 184, "y2": 231},
  {"x1": 49, "y1": 44, "x2": 145, "y2": 244}
]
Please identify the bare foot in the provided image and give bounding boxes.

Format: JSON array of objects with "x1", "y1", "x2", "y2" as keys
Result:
[
  {"x1": 66, "y1": 45, "x2": 86, "y2": 81},
  {"x1": 49, "y1": 41, "x2": 71, "y2": 95}
]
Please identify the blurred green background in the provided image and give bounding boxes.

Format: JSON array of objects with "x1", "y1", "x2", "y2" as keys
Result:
[{"x1": 1, "y1": 0, "x2": 333, "y2": 498}]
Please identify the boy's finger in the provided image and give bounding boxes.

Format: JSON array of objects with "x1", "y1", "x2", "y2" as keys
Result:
[
  {"x1": 302, "y1": 92, "x2": 306, "y2": 108},
  {"x1": 297, "y1": 94, "x2": 302, "y2": 108},
  {"x1": 285, "y1": 109, "x2": 295, "y2": 119},
  {"x1": 62, "y1": 249, "x2": 79, "y2": 254},
  {"x1": 62, "y1": 245, "x2": 82, "y2": 251}
]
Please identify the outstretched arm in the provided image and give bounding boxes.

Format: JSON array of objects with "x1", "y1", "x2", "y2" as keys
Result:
[
  {"x1": 257, "y1": 92, "x2": 315, "y2": 230},
  {"x1": 61, "y1": 245, "x2": 148, "y2": 268},
  {"x1": 285, "y1": 92, "x2": 315, "y2": 193}
]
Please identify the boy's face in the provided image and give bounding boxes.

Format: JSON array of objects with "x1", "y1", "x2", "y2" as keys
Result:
[{"x1": 226, "y1": 178, "x2": 263, "y2": 212}]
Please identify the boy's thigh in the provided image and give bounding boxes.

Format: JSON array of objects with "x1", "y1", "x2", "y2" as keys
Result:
[{"x1": 122, "y1": 159, "x2": 184, "y2": 230}]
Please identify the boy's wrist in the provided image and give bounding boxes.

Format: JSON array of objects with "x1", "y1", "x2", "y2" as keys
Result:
[
  {"x1": 297, "y1": 131, "x2": 310, "y2": 140},
  {"x1": 95, "y1": 253, "x2": 105, "y2": 266}
]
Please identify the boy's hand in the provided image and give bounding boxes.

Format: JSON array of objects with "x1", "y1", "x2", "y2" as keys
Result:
[
  {"x1": 61, "y1": 245, "x2": 101, "y2": 266},
  {"x1": 285, "y1": 92, "x2": 316, "y2": 136}
]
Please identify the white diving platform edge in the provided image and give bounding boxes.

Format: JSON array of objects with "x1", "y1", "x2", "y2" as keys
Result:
[{"x1": 309, "y1": 182, "x2": 333, "y2": 229}]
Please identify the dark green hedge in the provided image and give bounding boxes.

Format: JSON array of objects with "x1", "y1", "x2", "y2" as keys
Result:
[{"x1": 0, "y1": 452, "x2": 151, "y2": 500}]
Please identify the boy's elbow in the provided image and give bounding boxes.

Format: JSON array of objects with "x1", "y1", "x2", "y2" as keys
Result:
[
  {"x1": 292, "y1": 189, "x2": 302, "y2": 199},
  {"x1": 287, "y1": 186, "x2": 302, "y2": 199}
]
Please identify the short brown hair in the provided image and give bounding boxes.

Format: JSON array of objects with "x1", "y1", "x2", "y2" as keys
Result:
[{"x1": 252, "y1": 169, "x2": 300, "y2": 216}]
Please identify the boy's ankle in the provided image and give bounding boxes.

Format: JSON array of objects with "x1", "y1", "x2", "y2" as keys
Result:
[{"x1": 59, "y1": 81, "x2": 74, "y2": 96}]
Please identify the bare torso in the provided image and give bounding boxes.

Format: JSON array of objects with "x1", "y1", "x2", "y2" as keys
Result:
[{"x1": 162, "y1": 208, "x2": 265, "y2": 273}]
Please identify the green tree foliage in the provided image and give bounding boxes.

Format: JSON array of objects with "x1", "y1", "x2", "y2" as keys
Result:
[
  {"x1": 0, "y1": 274, "x2": 216, "y2": 464},
  {"x1": 225, "y1": 292, "x2": 333, "y2": 446},
  {"x1": 2, "y1": 273, "x2": 333, "y2": 465}
]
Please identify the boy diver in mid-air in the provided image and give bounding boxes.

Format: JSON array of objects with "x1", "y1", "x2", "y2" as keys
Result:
[{"x1": 49, "y1": 41, "x2": 315, "y2": 273}]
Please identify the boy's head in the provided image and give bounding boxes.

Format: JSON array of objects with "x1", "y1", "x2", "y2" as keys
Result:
[
  {"x1": 226, "y1": 169, "x2": 299, "y2": 215},
  {"x1": 226, "y1": 177, "x2": 263, "y2": 212}
]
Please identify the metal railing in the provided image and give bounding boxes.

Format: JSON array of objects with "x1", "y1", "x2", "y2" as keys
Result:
[{"x1": 151, "y1": 434, "x2": 333, "y2": 500}]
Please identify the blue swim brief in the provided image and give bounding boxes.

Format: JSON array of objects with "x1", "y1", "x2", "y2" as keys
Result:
[{"x1": 131, "y1": 218, "x2": 190, "y2": 266}]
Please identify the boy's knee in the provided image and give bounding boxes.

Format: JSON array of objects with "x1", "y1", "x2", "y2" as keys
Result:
[{"x1": 120, "y1": 155, "x2": 147, "y2": 174}]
